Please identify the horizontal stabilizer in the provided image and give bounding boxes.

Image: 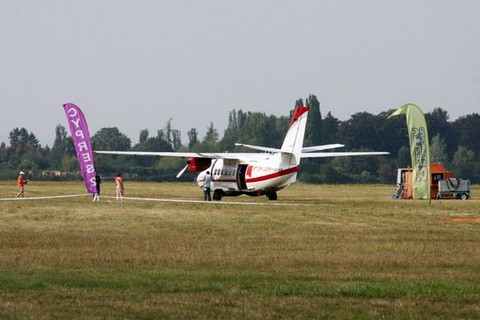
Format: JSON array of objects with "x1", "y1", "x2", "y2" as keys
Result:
[
  {"x1": 301, "y1": 151, "x2": 389, "y2": 158},
  {"x1": 234, "y1": 143, "x2": 288, "y2": 154},
  {"x1": 302, "y1": 144, "x2": 344, "y2": 153},
  {"x1": 234, "y1": 143, "x2": 346, "y2": 154}
]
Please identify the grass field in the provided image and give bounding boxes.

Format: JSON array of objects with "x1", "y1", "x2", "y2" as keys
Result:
[{"x1": 1, "y1": 180, "x2": 479, "y2": 319}]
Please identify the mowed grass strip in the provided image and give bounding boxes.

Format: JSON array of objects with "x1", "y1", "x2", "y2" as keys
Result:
[{"x1": 1, "y1": 181, "x2": 480, "y2": 318}]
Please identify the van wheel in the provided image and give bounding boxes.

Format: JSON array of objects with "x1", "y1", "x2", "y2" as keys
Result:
[{"x1": 460, "y1": 193, "x2": 468, "y2": 200}]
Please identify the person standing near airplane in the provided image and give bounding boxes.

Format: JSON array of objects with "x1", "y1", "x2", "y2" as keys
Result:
[
  {"x1": 16, "y1": 171, "x2": 28, "y2": 198},
  {"x1": 202, "y1": 171, "x2": 212, "y2": 201},
  {"x1": 93, "y1": 172, "x2": 101, "y2": 202},
  {"x1": 115, "y1": 173, "x2": 124, "y2": 201}
]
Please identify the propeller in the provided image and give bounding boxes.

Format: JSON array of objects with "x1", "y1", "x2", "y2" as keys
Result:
[{"x1": 176, "y1": 164, "x2": 189, "y2": 178}]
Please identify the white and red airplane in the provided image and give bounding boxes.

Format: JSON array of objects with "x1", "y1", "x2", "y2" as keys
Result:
[{"x1": 95, "y1": 105, "x2": 388, "y2": 200}]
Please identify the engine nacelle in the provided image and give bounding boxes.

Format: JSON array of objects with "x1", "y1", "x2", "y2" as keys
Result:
[{"x1": 187, "y1": 157, "x2": 211, "y2": 173}]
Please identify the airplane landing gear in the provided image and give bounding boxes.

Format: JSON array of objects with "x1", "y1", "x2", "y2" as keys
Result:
[
  {"x1": 213, "y1": 189, "x2": 223, "y2": 201},
  {"x1": 266, "y1": 191, "x2": 277, "y2": 200}
]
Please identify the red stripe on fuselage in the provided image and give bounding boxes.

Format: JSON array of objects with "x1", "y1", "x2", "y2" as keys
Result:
[{"x1": 245, "y1": 166, "x2": 299, "y2": 183}]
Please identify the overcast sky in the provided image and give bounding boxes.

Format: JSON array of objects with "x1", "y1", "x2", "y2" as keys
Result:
[{"x1": 1, "y1": 0, "x2": 479, "y2": 146}]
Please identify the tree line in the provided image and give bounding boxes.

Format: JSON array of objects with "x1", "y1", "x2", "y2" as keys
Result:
[{"x1": 1, "y1": 94, "x2": 479, "y2": 183}]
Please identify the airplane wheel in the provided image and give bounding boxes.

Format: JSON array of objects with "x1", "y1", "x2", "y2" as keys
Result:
[
  {"x1": 213, "y1": 190, "x2": 223, "y2": 201},
  {"x1": 266, "y1": 192, "x2": 277, "y2": 200}
]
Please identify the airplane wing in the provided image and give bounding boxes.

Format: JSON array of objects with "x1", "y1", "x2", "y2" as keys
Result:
[
  {"x1": 301, "y1": 151, "x2": 389, "y2": 158},
  {"x1": 96, "y1": 145, "x2": 385, "y2": 160},
  {"x1": 94, "y1": 150, "x2": 271, "y2": 162}
]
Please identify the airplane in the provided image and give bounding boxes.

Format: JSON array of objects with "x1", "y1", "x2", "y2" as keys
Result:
[{"x1": 95, "y1": 105, "x2": 389, "y2": 200}]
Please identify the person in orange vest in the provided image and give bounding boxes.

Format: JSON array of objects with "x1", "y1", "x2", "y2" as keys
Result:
[
  {"x1": 16, "y1": 171, "x2": 28, "y2": 198},
  {"x1": 115, "y1": 173, "x2": 124, "y2": 201}
]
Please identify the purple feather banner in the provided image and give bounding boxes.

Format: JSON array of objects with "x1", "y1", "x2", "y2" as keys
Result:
[{"x1": 63, "y1": 103, "x2": 97, "y2": 194}]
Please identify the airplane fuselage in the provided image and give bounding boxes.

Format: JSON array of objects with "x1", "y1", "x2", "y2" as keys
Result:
[{"x1": 196, "y1": 154, "x2": 299, "y2": 200}]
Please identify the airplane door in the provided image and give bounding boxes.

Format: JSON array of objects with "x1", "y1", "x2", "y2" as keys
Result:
[{"x1": 237, "y1": 164, "x2": 247, "y2": 190}]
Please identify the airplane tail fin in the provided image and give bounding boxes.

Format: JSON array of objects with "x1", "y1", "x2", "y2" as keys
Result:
[{"x1": 281, "y1": 105, "x2": 309, "y2": 165}]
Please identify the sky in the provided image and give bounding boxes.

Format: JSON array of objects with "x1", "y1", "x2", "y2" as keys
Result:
[{"x1": 1, "y1": 0, "x2": 479, "y2": 147}]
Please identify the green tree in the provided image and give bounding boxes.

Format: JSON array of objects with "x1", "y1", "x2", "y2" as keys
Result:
[
  {"x1": 52, "y1": 125, "x2": 67, "y2": 150},
  {"x1": 0, "y1": 142, "x2": 7, "y2": 164},
  {"x1": 236, "y1": 113, "x2": 280, "y2": 148},
  {"x1": 50, "y1": 125, "x2": 74, "y2": 169},
  {"x1": 161, "y1": 119, "x2": 182, "y2": 150},
  {"x1": 171, "y1": 129, "x2": 182, "y2": 151},
  {"x1": 451, "y1": 146, "x2": 476, "y2": 180},
  {"x1": 9, "y1": 127, "x2": 40, "y2": 155},
  {"x1": 377, "y1": 159, "x2": 396, "y2": 183},
  {"x1": 378, "y1": 110, "x2": 408, "y2": 154},
  {"x1": 91, "y1": 128, "x2": 132, "y2": 175},
  {"x1": 425, "y1": 108, "x2": 454, "y2": 158},
  {"x1": 321, "y1": 112, "x2": 340, "y2": 144},
  {"x1": 339, "y1": 112, "x2": 382, "y2": 150},
  {"x1": 396, "y1": 145, "x2": 411, "y2": 168},
  {"x1": 6, "y1": 128, "x2": 43, "y2": 173},
  {"x1": 61, "y1": 154, "x2": 79, "y2": 172},
  {"x1": 131, "y1": 129, "x2": 174, "y2": 167},
  {"x1": 218, "y1": 110, "x2": 242, "y2": 151},
  {"x1": 430, "y1": 133, "x2": 448, "y2": 165},
  {"x1": 331, "y1": 147, "x2": 381, "y2": 178},
  {"x1": 91, "y1": 127, "x2": 131, "y2": 151},
  {"x1": 194, "y1": 122, "x2": 219, "y2": 152},
  {"x1": 304, "y1": 94, "x2": 323, "y2": 146},
  {"x1": 451, "y1": 113, "x2": 480, "y2": 155},
  {"x1": 139, "y1": 129, "x2": 149, "y2": 144},
  {"x1": 187, "y1": 128, "x2": 199, "y2": 150}
]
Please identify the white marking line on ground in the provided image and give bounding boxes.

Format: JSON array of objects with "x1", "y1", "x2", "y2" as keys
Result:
[
  {"x1": 0, "y1": 194, "x2": 312, "y2": 206},
  {"x1": 103, "y1": 196, "x2": 310, "y2": 206},
  {"x1": 0, "y1": 194, "x2": 90, "y2": 201}
]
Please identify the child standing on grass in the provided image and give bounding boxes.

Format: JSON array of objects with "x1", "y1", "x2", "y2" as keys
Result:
[{"x1": 115, "y1": 173, "x2": 124, "y2": 201}]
